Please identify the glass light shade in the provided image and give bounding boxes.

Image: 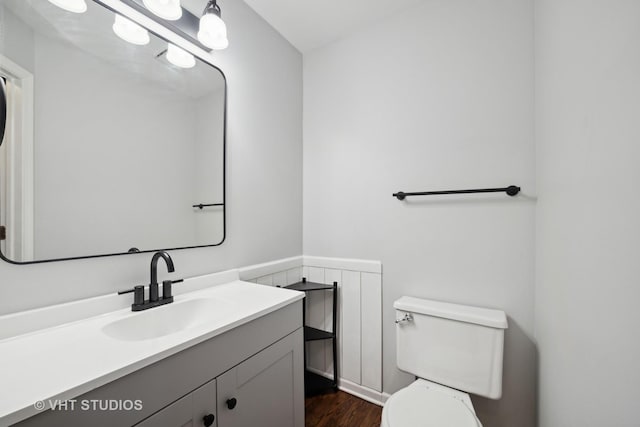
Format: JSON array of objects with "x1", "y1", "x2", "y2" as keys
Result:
[
  {"x1": 113, "y1": 15, "x2": 150, "y2": 46},
  {"x1": 197, "y1": 13, "x2": 228, "y2": 50},
  {"x1": 166, "y1": 43, "x2": 196, "y2": 69},
  {"x1": 142, "y1": 0, "x2": 182, "y2": 21},
  {"x1": 47, "y1": 0, "x2": 87, "y2": 13}
]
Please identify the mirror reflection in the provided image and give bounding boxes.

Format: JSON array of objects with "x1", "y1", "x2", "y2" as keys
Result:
[{"x1": 0, "y1": 0, "x2": 226, "y2": 263}]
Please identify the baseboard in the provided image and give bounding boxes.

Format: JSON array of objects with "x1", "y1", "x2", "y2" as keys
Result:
[
  {"x1": 305, "y1": 367, "x2": 386, "y2": 407},
  {"x1": 338, "y1": 378, "x2": 386, "y2": 407}
]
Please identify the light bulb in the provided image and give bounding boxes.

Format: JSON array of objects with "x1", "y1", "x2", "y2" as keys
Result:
[
  {"x1": 197, "y1": 12, "x2": 228, "y2": 50},
  {"x1": 166, "y1": 43, "x2": 195, "y2": 69},
  {"x1": 207, "y1": 34, "x2": 228, "y2": 50},
  {"x1": 113, "y1": 14, "x2": 150, "y2": 46},
  {"x1": 47, "y1": 0, "x2": 87, "y2": 13},
  {"x1": 142, "y1": 0, "x2": 182, "y2": 21}
]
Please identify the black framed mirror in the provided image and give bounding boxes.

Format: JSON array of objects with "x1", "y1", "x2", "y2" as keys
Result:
[{"x1": 0, "y1": 0, "x2": 226, "y2": 264}]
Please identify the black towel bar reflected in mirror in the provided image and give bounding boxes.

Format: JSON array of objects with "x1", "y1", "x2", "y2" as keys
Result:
[{"x1": 193, "y1": 203, "x2": 224, "y2": 210}]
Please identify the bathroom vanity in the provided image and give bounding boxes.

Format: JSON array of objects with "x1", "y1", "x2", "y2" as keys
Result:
[{"x1": 0, "y1": 278, "x2": 304, "y2": 427}]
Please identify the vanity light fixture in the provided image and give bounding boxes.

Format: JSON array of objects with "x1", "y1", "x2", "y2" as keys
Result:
[
  {"x1": 142, "y1": 0, "x2": 182, "y2": 21},
  {"x1": 47, "y1": 0, "x2": 87, "y2": 13},
  {"x1": 113, "y1": 14, "x2": 150, "y2": 45},
  {"x1": 197, "y1": 0, "x2": 229, "y2": 50},
  {"x1": 166, "y1": 43, "x2": 196, "y2": 68}
]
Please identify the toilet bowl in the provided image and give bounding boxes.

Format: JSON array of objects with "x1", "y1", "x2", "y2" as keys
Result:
[{"x1": 381, "y1": 379, "x2": 481, "y2": 427}]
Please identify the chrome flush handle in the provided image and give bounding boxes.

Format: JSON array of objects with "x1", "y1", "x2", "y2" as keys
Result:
[{"x1": 395, "y1": 313, "x2": 413, "y2": 325}]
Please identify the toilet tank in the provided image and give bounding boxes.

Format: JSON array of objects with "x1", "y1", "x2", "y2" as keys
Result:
[{"x1": 394, "y1": 296, "x2": 508, "y2": 399}]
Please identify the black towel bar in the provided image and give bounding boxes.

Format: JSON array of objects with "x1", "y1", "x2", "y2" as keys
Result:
[{"x1": 393, "y1": 185, "x2": 520, "y2": 200}]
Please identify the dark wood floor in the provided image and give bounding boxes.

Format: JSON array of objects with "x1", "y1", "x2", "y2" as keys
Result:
[{"x1": 305, "y1": 391, "x2": 382, "y2": 427}]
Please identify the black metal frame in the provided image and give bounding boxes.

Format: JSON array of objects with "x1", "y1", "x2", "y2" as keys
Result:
[
  {"x1": 0, "y1": 77, "x2": 6, "y2": 147},
  {"x1": 0, "y1": 0, "x2": 227, "y2": 265},
  {"x1": 393, "y1": 185, "x2": 520, "y2": 200},
  {"x1": 203, "y1": 0, "x2": 223, "y2": 19}
]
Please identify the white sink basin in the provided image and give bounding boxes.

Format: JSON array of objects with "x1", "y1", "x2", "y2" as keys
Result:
[{"x1": 102, "y1": 297, "x2": 236, "y2": 341}]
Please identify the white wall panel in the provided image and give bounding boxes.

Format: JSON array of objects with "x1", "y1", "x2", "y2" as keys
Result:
[
  {"x1": 256, "y1": 275, "x2": 273, "y2": 286},
  {"x1": 340, "y1": 270, "x2": 361, "y2": 384},
  {"x1": 271, "y1": 271, "x2": 287, "y2": 287},
  {"x1": 286, "y1": 267, "x2": 302, "y2": 286},
  {"x1": 360, "y1": 272, "x2": 382, "y2": 392}
]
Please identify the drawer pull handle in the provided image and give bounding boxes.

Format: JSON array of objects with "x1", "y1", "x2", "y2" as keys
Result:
[
  {"x1": 226, "y1": 398, "x2": 238, "y2": 410},
  {"x1": 203, "y1": 413, "x2": 215, "y2": 426}
]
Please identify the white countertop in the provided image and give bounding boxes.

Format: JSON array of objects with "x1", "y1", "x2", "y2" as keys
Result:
[{"x1": 0, "y1": 279, "x2": 303, "y2": 425}]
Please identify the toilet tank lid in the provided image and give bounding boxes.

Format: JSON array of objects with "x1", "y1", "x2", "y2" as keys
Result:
[{"x1": 394, "y1": 296, "x2": 508, "y2": 329}]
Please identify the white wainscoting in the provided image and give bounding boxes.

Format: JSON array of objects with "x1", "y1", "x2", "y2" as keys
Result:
[{"x1": 239, "y1": 255, "x2": 384, "y2": 405}]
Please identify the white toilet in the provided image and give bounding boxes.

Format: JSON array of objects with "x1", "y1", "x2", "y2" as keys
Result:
[{"x1": 382, "y1": 296, "x2": 508, "y2": 427}]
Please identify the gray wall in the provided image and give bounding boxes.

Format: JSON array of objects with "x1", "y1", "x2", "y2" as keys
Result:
[
  {"x1": 302, "y1": 0, "x2": 536, "y2": 425},
  {"x1": 535, "y1": 0, "x2": 640, "y2": 425},
  {"x1": 0, "y1": 7, "x2": 35, "y2": 73},
  {"x1": 0, "y1": 0, "x2": 302, "y2": 314}
]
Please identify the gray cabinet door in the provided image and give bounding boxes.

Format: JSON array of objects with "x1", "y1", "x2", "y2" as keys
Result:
[
  {"x1": 216, "y1": 329, "x2": 304, "y2": 427},
  {"x1": 135, "y1": 379, "x2": 217, "y2": 427}
]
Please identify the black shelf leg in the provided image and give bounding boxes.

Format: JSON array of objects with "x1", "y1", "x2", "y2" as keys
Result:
[{"x1": 302, "y1": 293, "x2": 307, "y2": 376}]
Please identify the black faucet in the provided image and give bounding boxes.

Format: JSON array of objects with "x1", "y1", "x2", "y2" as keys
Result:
[
  {"x1": 150, "y1": 251, "x2": 175, "y2": 302},
  {"x1": 118, "y1": 251, "x2": 179, "y2": 311}
]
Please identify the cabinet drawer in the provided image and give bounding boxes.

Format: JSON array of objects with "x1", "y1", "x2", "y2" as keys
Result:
[
  {"x1": 217, "y1": 328, "x2": 304, "y2": 427},
  {"x1": 135, "y1": 379, "x2": 216, "y2": 427}
]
